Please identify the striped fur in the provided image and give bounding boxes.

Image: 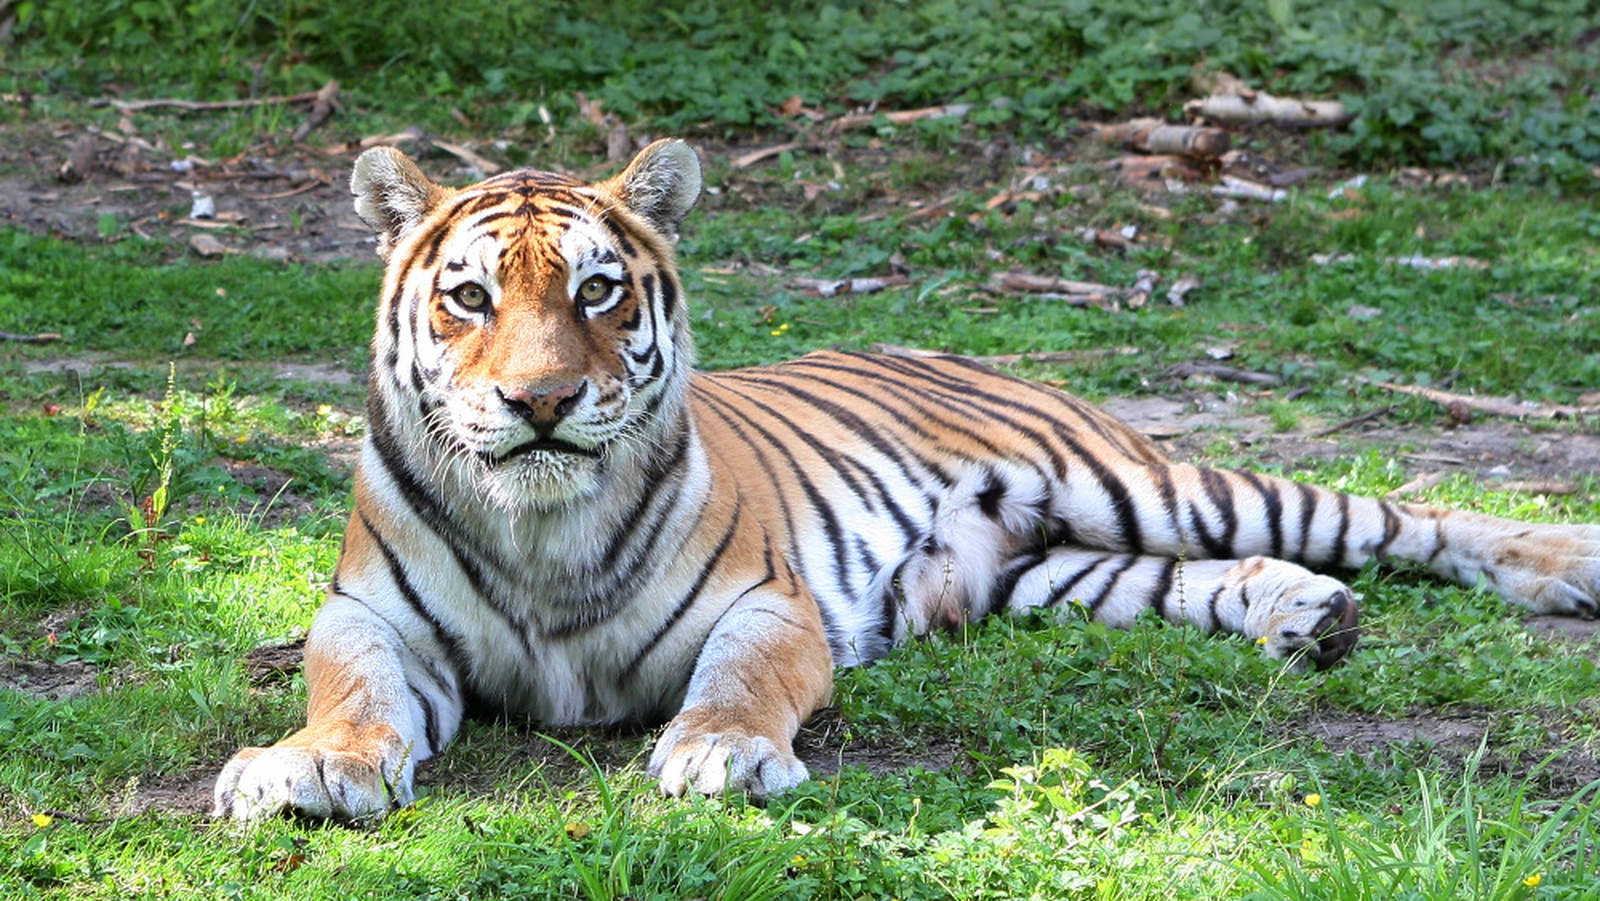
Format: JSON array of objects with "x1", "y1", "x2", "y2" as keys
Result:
[{"x1": 215, "y1": 140, "x2": 1600, "y2": 822}]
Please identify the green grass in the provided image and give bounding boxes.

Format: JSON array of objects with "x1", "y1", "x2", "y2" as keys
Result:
[{"x1": 4, "y1": 1, "x2": 1600, "y2": 897}]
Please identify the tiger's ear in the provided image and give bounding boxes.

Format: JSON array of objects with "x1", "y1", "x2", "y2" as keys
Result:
[
  {"x1": 350, "y1": 147, "x2": 451, "y2": 260},
  {"x1": 607, "y1": 139, "x2": 702, "y2": 242}
]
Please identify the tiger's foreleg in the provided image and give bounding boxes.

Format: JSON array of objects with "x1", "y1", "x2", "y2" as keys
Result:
[
  {"x1": 214, "y1": 516, "x2": 463, "y2": 822},
  {"x1": 647, "y1": 585, "x2": 834, "y2": 799}
]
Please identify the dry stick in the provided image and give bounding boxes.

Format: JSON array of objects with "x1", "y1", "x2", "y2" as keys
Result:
[
  {"x1": 291, "y1": 80, "x2": 341, "y2": 142},
  {"x1": 731, "y1": 142, "x2": 804, "y2": 169},
  {"x1": 830, "y1": 104, "x2": 972, "y2": 132},
  {"x1": 1385, "y1": 471, "x2": 1449, "y2": 501},
  {"x1": 96, "y1": 85, "x2": 332, "y2": 113},
  {"x1": 1162, "y1": 361, "x2": 1280, "y2": 386},
  {"x1": 0, "y1": 331, "x2": 62, "y2": 344},
  {"x1": 870, "y1": 343, "x2": 1135, "y2": 367},
  {"x1": 1313, "y1": 407, "x2": 1391, "y2": 438}
]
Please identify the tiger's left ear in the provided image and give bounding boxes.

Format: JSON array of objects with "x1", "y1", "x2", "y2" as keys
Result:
[
  {"x1": 607, "y1": 139, "x2": 702, "y2": 242},
  {"x1": 350, "y1": 147, "x2": 453, "y2": 260}
]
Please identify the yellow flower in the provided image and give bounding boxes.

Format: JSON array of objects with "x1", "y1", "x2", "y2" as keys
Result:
[
  {"x1": 31, "y1": 813, "x2": 53, "y2": 828},
  {"x1": 1523, "y1": 874, "x2": 1541, "y2": 888},
  {"x1": 317, "y1": 404, "x2": 333, "y2": 416},
  {"x1": 564, "y1": 821, "x2": 591, "y2": 840},
  {"x1": 1304, "y1": 793, "x2": 1322, "y2": 808},
  {"x1": 1256, "y1": 636, "x2": 1269, "y2": 645}
]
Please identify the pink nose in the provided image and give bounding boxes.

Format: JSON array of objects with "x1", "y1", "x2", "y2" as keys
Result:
[{"x1": 499, "y1": 380, "x2": 587, "y2": 430}]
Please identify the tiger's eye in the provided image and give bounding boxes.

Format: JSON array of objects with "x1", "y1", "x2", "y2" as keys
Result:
[
  {"x1": 451, "y1": 283, "x2": 491, "y2": 311},
  {"x1": 578, "y1": 276, "x2": 611, "y2": 304}
]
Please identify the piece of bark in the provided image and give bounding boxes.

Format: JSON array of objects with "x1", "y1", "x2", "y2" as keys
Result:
[
  {"x1": 291, "y1": 80, "x2": 340, "y2": 142},
  {"x1": 58, "y1": 133, "x2": 97, "y2": 183},
  {"x1": 1094, "y1": 118, "x2": 1231, "y2": 158},
  {"x1": 1166, "y1": 274, "x2": 1200, "y2": 307},
  {"x1": 1185, "y1": 92, "x2": 1352, "y2": 128},
  {"x1": 189, "y1": 233, "x2": 230, "y2": 257},
  {"x1": 1371, "y1": 381, "x2": 1599, "y2": 421}
]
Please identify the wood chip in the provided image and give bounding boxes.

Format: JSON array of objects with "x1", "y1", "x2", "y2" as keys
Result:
[
  {"x1": 189, "y1": 233, "x2": 229, "y2": 257},
  {"x1": 1094, "y1": 118, "x2": 1231, "y2": 158},
  {"x1": 730, "y1": 142, "x2": 803, "y2": 169}
]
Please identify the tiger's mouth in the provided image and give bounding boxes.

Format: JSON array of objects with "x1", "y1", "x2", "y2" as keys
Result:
[{"x1": 490, "y1": 437, "x2": 602, "y2": 465}]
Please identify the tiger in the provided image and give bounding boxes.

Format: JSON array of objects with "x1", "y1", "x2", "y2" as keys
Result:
[{"x1": 214, "y1": 138, "x2": 1600, "y2": 822}]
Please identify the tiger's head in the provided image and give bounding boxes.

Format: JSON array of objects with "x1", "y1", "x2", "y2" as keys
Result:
[{"x1": 350, "y1": 140, "x2": 702, "y2": 511}]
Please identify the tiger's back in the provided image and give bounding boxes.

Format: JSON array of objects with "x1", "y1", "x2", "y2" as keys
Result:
[{"x1": 214, "y1": 139, "x2": 1600, "y2": 823}]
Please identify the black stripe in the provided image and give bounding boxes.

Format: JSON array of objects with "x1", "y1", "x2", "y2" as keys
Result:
[
  {"x1": 1295, "y1": 483, "x2": 1318, "y2": 563},
  {"x1": 621, "y1": 508, "x2": 742, "y2": 680},
  {"x1": 1237, "y1": 470, "x2": 1284, "y2": 559},
  {"x1": 1086, "y1": 555, "x2": 1141, "y2": 614},
  {"x1": 1148, "y1": 557, "x2": 1178, "y2": 622},
  {"x1": 1332, "y1": 493, "x2": 1351, "y2": 567},
  {"x1": 1046, "y1": 554, "x2": 1112, "y2": 607}
]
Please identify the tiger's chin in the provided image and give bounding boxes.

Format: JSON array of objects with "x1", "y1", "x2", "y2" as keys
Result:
[{"x1": 480, "y1": 447, "x2": 605, "y2": 512}]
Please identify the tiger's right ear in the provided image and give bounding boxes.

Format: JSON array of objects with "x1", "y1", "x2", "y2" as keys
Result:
[{"x1": 350, "y1": 148, "x2": 451, "y2": 260}]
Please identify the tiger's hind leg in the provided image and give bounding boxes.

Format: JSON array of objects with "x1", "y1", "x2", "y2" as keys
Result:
[
  {"x1": 890, "y1": 544, "x2": 1360, "y2": 669},
  {"x1": 995, "y1": 549, "x2": 1361, "y2": 669}
]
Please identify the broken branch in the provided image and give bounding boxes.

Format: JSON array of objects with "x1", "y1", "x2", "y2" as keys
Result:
[
  {"x1": 1370, "y1": 381, "x2": 1599, "y2": 421},
  {"x1": 291, "y1": 80, "x2": 341, "y2": 142},
  {"x1": 792, "y1": 275, "x2": 909, "y2": 297},
  {"x1": 1184, "y1": 91, "x2": 1352, "y2": 128},
  {"x1": 96, "y1": 87, "x2": 333, "y2": 113},
  {"x1": 1094, "y1": 118, "x2": 1231, "y2": 158},
  {"x1": 830, "y1": 104, "x2": 972, "y2": 132}
]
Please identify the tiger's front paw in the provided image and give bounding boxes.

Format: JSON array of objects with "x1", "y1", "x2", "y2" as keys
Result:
[
  {"x1": 1253, "y1": 574, "x2": 1361, "y2": 671},
  {"x1": 213, "y1": 724, "x2": 415, "y2": 824},
  {"x1": 646, "y1": 711, "x2": 808, "y2": 800},
  {"x1": 1480, "y1": 524, "x2": 1600, "y2": 618}
]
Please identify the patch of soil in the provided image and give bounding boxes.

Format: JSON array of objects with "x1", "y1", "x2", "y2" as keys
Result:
[
  {"x1": 111, "y1": 771, "x2": 216, "y2": 817},
  {"x1": 1304, "y1": 711, "x2": 1489, "y2": 757},
  {"x1": 795, "y1": 707, "x2": 964, "y2": 777},
  {"x1": 1522, "y1": 615, "x2": 1600, "y2": 647},
  {"x1": 1298, "y1": 710, "x2": 1600, "y2": 795},
  {"x1": 0, "y1": 657, "x2": 100, "y2": 699},
  {"x1": 242, "y1": 638, "x2": 306, "y2": 686},
  {"x1": 1103, "y1": 394, "x2": 1600, "y2": 483}
]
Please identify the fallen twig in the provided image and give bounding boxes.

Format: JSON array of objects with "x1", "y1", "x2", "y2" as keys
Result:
[
  {"x1": 870, "y1": 343, "x2": 1138, "y2": 367},
  {"x1": 731, "y1": 142, "x2": 804, "y2": 169},
  {"x1": 1313, "y1": 407, "x2": 1391, "y2": 437},
  {"x1": 95, "y1": 87, "x2": 332, "y2": 113},
  {"x1": 432, "y1": 140, "x2": 502, "y2": 175},
  {"x1": 1311, "y1": 253, "x2": 1489, "y2": 271},
  {"x1": 792, "y1": 275, "x2": 909, "y2": 297},
  {"x1": 1162, "y1": 361, "x2": 1280, "y2": 386},
  {"x1": 1370, "y1": 381, "x2": 1598, "y2": 421},
  {"x1": 1497, "y1": 480, "x2": 1580, "y2": 496},
  {"x1": 0, "y1": 330, "x2": 63, "y2": 344},
  {"x1": 1385, "y1": 471, "x2": 1449, "y2": 500}
]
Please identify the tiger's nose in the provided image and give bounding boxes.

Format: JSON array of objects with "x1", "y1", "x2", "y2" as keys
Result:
[{"x1": 499, "y1": 379, "x2": 587, "y2": 432}]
